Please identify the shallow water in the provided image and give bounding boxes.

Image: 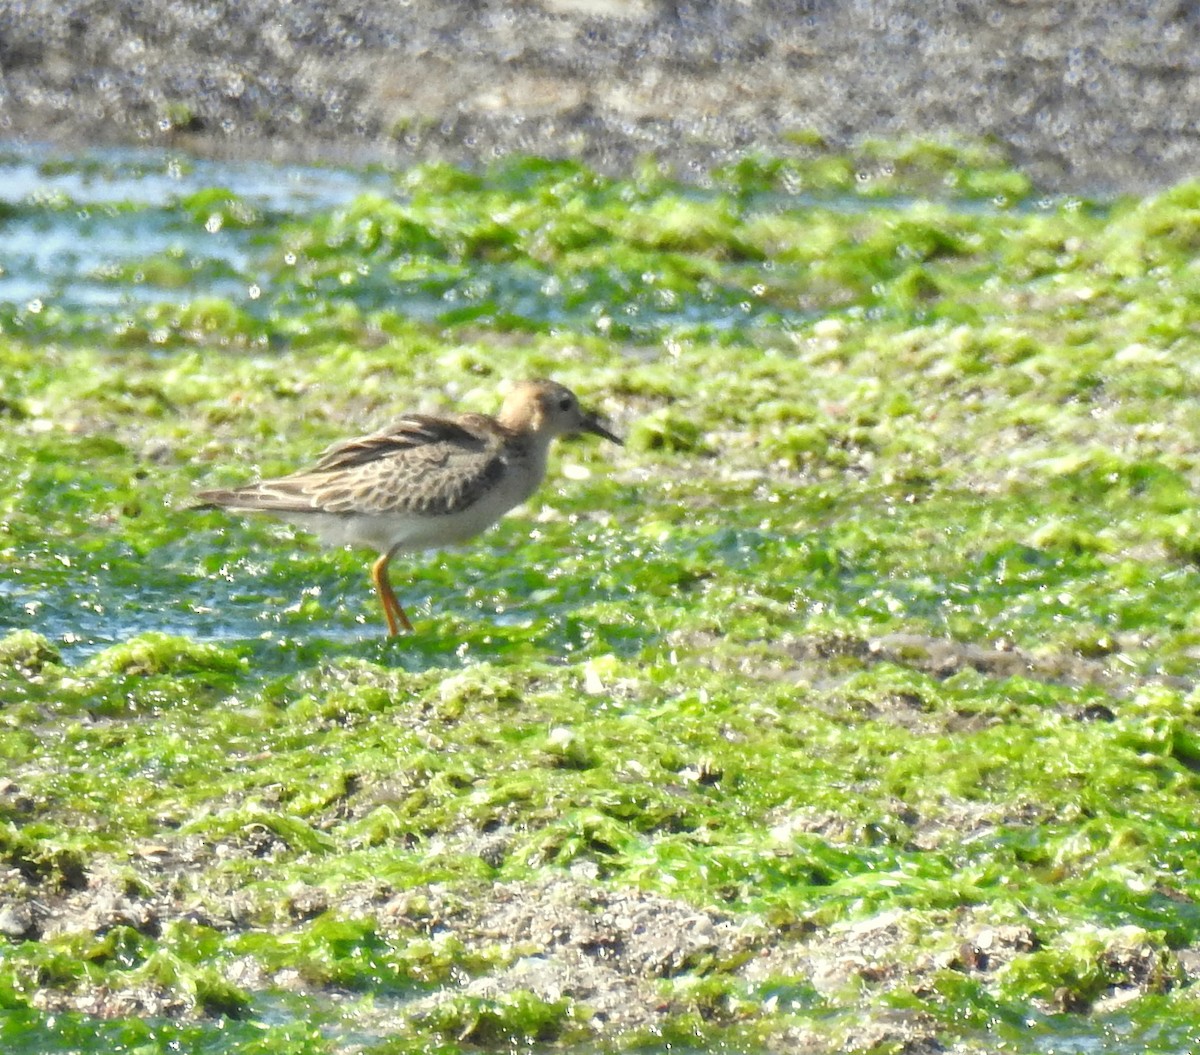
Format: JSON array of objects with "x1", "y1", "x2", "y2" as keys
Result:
[{"x1": 0, "y1": 146, "x2": 393, "y2": 314}]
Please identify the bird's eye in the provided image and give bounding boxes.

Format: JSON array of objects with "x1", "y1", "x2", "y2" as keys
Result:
[{"x1": 558, "y1": 395, "x2": 574, "y2": 411}]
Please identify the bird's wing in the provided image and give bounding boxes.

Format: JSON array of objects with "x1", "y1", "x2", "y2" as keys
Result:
[
  {"x1": 196, "y1": 414, "x2": 509, "y2": 518},
  {"x1": 309, "y1": 415, "x2": 487, "y2": 472}
]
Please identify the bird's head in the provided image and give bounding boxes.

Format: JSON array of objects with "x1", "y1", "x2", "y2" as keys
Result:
[{"x1": 500, "y1": 379, "x2": 622, "y2": 445}]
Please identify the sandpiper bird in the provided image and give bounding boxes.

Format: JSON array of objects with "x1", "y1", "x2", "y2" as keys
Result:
[{"x1": 195, "y1": 379, "x2": 621, "y2": 636}]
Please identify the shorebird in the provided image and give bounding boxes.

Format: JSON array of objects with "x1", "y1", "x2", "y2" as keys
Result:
[{"x1": 195, "y1": 379, "x2": 621, "y2": 636}]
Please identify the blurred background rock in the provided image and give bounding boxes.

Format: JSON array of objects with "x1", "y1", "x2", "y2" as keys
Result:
[{"x1": 0, "y1": 0, "x2": 1195, "y2": 192}]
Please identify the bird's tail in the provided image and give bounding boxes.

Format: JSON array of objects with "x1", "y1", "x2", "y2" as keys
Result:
[{"x1": 193, "y1": 482, "x2": 314, "y2": 513}]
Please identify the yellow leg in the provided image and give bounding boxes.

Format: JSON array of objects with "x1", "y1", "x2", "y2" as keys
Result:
[{"x1": 372, "y1": 552, "x2": 413, "y2": 636}]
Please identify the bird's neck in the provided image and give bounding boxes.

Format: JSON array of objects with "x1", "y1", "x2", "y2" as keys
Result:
[{"x1": 507, "y1": 431, "x2": 555, "y2": 501}]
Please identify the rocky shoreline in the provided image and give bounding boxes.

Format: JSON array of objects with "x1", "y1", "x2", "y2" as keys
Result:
[{"x1": 1, "y1": 0, "x2": 1198, "y2": 193}]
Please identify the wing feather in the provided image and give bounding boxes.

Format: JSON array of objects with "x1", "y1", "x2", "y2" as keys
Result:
[
  {"x1": 310, "y1": 415, "x2": 487, "y2": 472},
  {"x1": 196, "y1": 413, "x2": 510, "y2": 519}
]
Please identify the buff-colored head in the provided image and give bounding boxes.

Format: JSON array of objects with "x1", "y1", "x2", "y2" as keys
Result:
[{"x1": 498, "y1": 380, "x2": 621, "y2": 444}]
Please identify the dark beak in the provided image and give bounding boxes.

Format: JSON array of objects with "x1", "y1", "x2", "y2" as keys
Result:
[{"x1": 581, "y1": 410, "x2": 623, "y2": 445}]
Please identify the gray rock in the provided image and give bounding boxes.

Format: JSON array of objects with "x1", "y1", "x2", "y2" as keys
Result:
[{"x1": 0, "y1": 1, "x2": 1196, "y2": 192}]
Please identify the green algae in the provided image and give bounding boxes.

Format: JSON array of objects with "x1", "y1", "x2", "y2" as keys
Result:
[
  {"x1": 2, "y1": 141, "x2": 1200, "y2": 1053},
  {"x1": 0, "y1": 630, "x2": 60, "y2": 674}
]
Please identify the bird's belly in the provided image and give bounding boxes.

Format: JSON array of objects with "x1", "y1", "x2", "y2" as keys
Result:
[{"x1": 281, "y1": 474, "x2": 534, "y2": 554}]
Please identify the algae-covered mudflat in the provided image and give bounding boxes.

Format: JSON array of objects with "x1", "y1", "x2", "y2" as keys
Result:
[{"x1": 3, "y1": 141, "x2": 1200, "y2": 1053}]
